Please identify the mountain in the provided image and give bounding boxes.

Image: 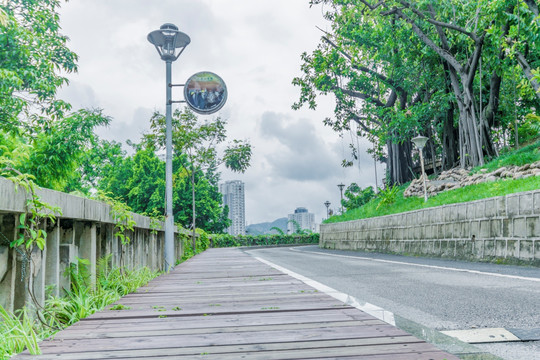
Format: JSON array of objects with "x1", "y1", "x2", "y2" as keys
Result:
[{"x1": 246, "y1": 217, "x2": 288, "y2": 235}]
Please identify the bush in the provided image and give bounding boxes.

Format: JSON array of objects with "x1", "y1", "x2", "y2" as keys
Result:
[{"x1": 211, "y1": 233, "x2": 319, "y2": 248}]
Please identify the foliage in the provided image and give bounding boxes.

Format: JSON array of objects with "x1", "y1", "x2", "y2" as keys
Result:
[
  {"x1": 0, "y1": 164, "x2": 62, "y2": 250},
  {"x1": 0, "y1": 0, "x2": 77, "y2": 131},
  {"x1": 287, "y1": 219, "x2": 313, "y2": 235},
  {"x1": 211, "y1": 233, "x2": 319, "y2": 248},
  {"x1": 0, "y1": 256, "x2": 159, "y2": 358},
  {"x1": 0, "y1": 109, "x2": 111, "y2": 193},
  {"x1": 329, "y1": 139, "x2": 540, "y2": 223},
  {"x1": 375, "y1": 185, "x2": 400, "y2": 210},
  {"x1": 145, "y1": 108, "x2": 252, "y2": 250},
  {"x1": 269, "y1": 226, "x2": 285, "y2": 235},
  {"x1": 519, "y1": 114, "x2": 540, "y2": 143},
  {"x1": 295, "y1": 0, "x2": 540, "y2": 183},
  {"x1": 327, "y1": 176, "x2": 539, "y2": 223},
  {"x1": 471, "y1": 139, "x2": 540, "y2": 173},
  {"x1": 94, "y1": 193, "x2": 136, "y2": 246},
  {"x1": 44, "y1": 256, "x2": 157, "y2": 327},
  {"x1": 0, "y1": 306, "x2": 40, "y2": 357},
  {"x1": 342, "y1": 184, "x2": 375, "y2": 211},
  {"x1": 95, "y1": 144, "x2": 230, "y2": 234},
  {"x1": 180, "y1": 228, "x2": 210, "y2": 261}
]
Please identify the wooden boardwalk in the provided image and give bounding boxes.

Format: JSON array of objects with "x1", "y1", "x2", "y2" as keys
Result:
[{"x1": 15, "y1": 248, "x2": 459, "y2": 359}]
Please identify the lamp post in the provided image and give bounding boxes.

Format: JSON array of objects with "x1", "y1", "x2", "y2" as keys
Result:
[
  {"x1": 411, "y1": 135, "x2": 429, "y2": 202},
  {"x1": 337, "y1": 183, "x2": 345, "y2": 214},
  {"x1": 324, "y1": 201, "x2": 331, "y2": 219},
  {"x1": 148, "y1": 24, "x2": 191, "y2": 272}
]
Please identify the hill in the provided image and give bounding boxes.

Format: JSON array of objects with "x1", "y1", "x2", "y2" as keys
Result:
[{"x1": 246, "y1": 217, "x2": 288, "y2": 235}]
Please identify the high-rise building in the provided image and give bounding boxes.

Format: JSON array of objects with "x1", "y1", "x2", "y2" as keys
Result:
[
  {"x1": 287, "y1": 207, "x2": 316, "y2": 233},
  {"x1": 220, "y1": 180, "x2": 246, "y2": 236}
]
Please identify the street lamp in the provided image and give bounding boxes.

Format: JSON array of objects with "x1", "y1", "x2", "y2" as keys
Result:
[
  {"x1": 148, "y1": 24, "x2": 191, "y2": 272},
  {"x1": 337, "y1": 183, "x2": 345, "y2": 214},
  {"x1": 324, "y1": 201, "x2": 331, "y2": 219},
  {"x1": 411, "y1": 135, "x2": 429, "y2": 202}
]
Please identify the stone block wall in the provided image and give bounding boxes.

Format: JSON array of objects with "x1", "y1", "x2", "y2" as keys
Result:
[
  {"x1": 0, "y1": 177, "x2": 184, "y2": 313},
  {"x1": 320, "y1": 190, "x2": 540, "y2": 264}
]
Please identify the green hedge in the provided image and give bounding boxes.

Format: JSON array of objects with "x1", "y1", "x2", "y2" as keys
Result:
[
  {"x1": 210, "y1": 233, "x2": 319, "y2": 248},
  {"x1": 178, "y1": 231, "x2": 319, "y2": 263}
]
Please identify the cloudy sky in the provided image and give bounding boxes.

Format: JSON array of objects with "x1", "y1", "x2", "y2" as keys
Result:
[{"x1": 57, "y1": 0, "x2": 385, "y2": 225}]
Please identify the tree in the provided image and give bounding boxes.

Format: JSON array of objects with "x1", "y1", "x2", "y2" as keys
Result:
[
  {"x1": 294, "y1": 1, "x2": 447, "y2": 183},
  {"x1": 342, "y1": 184, "x2": 375, "y2": 211},
  {"x1": 0, "y1": 109, "x2": 110, "y2": 191},
  {"x1": 145, "y1": 107, "x2": 252, "y2": 250},
  {"x1": 296, "y1": 0, "x2": 539, "y2": 183},
  {"x1": 0, "y1": 0, "x2": 77, "y2": 132},
  {"x1": 22, "y1": 109, "x2": 110, "y2": 191}
]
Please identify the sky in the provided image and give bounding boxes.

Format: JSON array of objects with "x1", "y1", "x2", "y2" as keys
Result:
[{"x1": 57, "y1": 0, "x2": 385, "y2": 225}]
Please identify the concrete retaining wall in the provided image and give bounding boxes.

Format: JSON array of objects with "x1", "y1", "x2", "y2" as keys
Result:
[
  {"x1": 0, "y1": 177, "x2": 184, "y2": 312},
  {"x1": 320, "y1": 189, "x2": 540, "y2": 265}
]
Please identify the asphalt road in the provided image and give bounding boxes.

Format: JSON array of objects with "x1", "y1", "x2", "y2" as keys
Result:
[{"x1": 245, "y1": 246, "x2": 540, "y2": 360}]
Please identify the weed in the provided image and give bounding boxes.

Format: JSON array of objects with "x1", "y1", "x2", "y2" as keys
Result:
[
  {"x1": 0, "y1": 306, "x2": 40, "y2": 357},
  {"x1": 1, "y1": 256, "x2": 160, "y2": 358},
  {"x1": 376, "y1": 185, "x2": 400, "y2": 210}
]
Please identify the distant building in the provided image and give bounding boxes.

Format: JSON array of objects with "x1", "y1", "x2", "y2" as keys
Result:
[
  {"x1": 287, "y1": 207, "x2": 316, "y2": 233},
  {"x1": 220, "y1": 180, "x2": 246, "y2": 236}
]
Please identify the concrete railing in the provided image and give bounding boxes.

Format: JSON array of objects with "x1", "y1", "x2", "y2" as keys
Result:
[
  {"x1": 0, "y1": 177, "x2": 184, "y2": 313},
  {"x1": 320, "y1": 189, "x2": 540, "y2": 265}
]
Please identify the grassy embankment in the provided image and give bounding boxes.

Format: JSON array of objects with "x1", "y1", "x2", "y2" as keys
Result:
[{"x1": 327, "y1": 140, "x2": 540, "y2": 224}]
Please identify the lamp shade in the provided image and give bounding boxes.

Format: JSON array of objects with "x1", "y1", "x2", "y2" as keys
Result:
[
  {"x1": 411, "y1": 135, "x2": 428, "y2": 150},
  {"x1": 148, "y1": 23, "x2": 191, "y2": 61}
]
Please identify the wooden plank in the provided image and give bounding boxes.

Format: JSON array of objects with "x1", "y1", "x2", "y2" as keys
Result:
[
  {"x1": 11, "y1": 248, "x2": 459, "y2": 359},
  {"x1": 55, "y1": 320, "x2": 388, "y2": 340},
  {"x1": 15, "y1": 337, "x2": 425, "y2": 360},
  {"x1": 35, "y1": 324, "x2": 412, "y2": 353}
]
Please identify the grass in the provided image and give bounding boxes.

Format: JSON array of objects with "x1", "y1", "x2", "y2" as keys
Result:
[
  {"x1": 471, "y1": 140, "x2": 540, "y2": 173},
  {"x1": 328, "y1": 141, "x2": 539, "y2": 224},
  {"x1": 0, "y1": 258, "x2": 160, "y2": 359}
]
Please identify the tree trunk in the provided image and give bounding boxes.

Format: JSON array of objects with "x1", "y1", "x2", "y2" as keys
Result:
[
  {"x1": 387, "y1": 135, "x2": 413, "y2": 185},
  {"x1": 437, "y1": 36, "x2": 484, "y2": 167}
]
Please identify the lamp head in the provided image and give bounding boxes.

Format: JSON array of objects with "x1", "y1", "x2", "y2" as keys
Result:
[
  {"x1": 148, "y1": 23, "x2": 191, "y2": 61},
  {"x1": 411, "y1": 135, "x2": 428, "y2": 150}
]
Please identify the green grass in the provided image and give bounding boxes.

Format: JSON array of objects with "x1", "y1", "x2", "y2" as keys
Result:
[
  {"x1": 328, "y1": 140, "x2": 539, "y2": 224},
  {"x1": 471, "y1": 140, "x2": 540, "y2": 173},
  {"x1": 0, "y1": 260, "x2": 160, "y2": 359},
  {"x1": 328, "y1": 171, "x2": 539, "y2": 224}
]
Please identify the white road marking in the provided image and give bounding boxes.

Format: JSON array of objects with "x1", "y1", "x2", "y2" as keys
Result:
[
  {"x1": 253, "y1": 256, "x2": 396, "y2": 326},
  {"x1": 289, "y1": 247, "x2": 540, "y2": 283},
  {"x1": 441, "y1": 328, "x2": 520, "y2": 343}
]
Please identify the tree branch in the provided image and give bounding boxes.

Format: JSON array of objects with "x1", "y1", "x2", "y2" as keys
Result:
[
  {"x1": 337, "y1": 87, "x2": 386, "y2": 107},
  {"x1": 383, "y1": 8, "x2": 463, "y2": 73},
  {"x1": 350, "y1": 113, "x2": 380, "y2": 133},
  {"x1": 398, "y1": 0, "x2": 479, "y2": 41},
  {"x1": 321, "y1": 35, "x2": 406, "y2": 95},
  {"x1": 358, "y1": 0, "x2": 386, "y2": 11}
]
